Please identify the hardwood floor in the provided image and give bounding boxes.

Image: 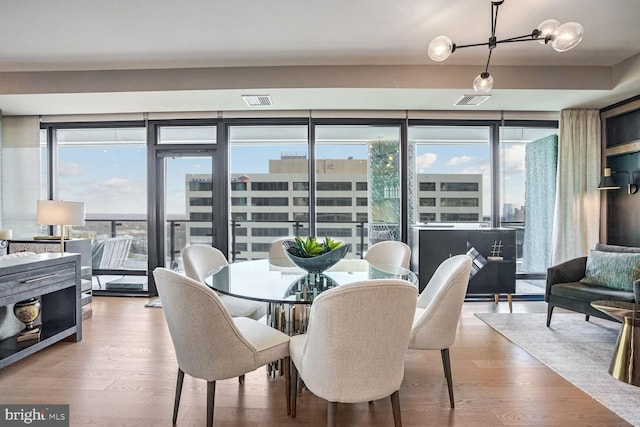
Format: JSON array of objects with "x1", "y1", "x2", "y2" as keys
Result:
[{"x1": 0, "y1": 297, "x2": 632, "y2": 426}]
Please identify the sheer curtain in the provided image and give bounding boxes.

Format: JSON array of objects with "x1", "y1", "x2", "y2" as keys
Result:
[{"x1": 551, "y1": 109, "x2": 601, "y2": 265}]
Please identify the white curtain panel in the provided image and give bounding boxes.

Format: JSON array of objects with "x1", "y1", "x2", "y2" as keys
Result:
[{"x1": 551, "y1": 109, "x2": 601, "y2": 265}]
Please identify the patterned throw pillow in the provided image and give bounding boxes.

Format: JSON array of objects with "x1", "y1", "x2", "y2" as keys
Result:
[{"x1": 580, "y1": 250, "x2": 640, "y2": 291}]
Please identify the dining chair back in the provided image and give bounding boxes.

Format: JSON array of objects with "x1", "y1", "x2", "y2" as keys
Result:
[
  {"x1": 182, "y1": 244, "x2": 227, "y2": 282},
  {"x1": 289, "y1": 279, "x2": 417, "y2": 426},
  {"x1": 364, "y1": 240, "x2": 411, "y2": 269},
  {"x1": 408, "y1": 254, "x2": 472, "y2": 408},
  {"x1": 181, "y1": 244, "x2": 266, "y2": 320},
  {"x1": 268, "y1": 237, "x2": 295, "y2": 267},
  {"x1": 153, "y1": 268, "x2": 291, "y2": 427}
]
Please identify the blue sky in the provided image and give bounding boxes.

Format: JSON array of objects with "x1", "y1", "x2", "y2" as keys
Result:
[{"x1": 55, "y1": 141, "x2": 525, "y2": 219}]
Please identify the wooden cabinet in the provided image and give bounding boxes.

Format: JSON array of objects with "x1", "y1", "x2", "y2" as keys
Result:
[
  {"x1": 409, "y1": 227, "x2": 516, "y2": 295},
  {"x1": 8, "y1": 239, "x2": 92, "y2": 319},
  {"x1": 0, "y1": 253, "x2": 82, "y2": 369}
]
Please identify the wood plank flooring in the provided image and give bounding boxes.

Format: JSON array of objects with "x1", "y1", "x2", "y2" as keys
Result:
[{"x1": 0, "y1": 297, "x2": 632, "y2": 426}]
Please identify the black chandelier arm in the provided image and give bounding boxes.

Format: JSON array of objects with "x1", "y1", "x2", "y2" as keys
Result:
[{"x1": 454, "y1": 31, "x2": 545, "y2": 51}]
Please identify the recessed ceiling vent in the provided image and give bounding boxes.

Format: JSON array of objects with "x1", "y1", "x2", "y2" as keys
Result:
[
  {"x1": 454, "y1": 94, "x2": 491, "y2": 107},
  {"x1": 242, "y1": 95, "x2": 272, "y2": 107}
]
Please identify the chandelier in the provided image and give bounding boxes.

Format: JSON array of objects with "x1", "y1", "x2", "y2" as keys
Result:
[{"x1": 427, "y1": 0, "x2": 584, "y2": 93}]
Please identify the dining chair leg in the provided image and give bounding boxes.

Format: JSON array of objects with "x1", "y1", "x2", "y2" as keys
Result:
[
  {"x1": 441, "y1": 348, "x2": 455, "y2": 409},
  {"x1": 284, "y1": 356, "x2": 291, "y2": 415},
  {"x1": 585, "y1": 314, "x2": 590, "y2": 322},
  {"x1": 207, "y1": 380, "x2": 216, "y2": 427},
  {"x1": 390, "y1": 390, "x2": 402, "y2": 427},
  {"x1": 238, "y1": 374, "x2": 245, "y2": 384},
  {"x1": 290, "y1": 363, "x2": 298, "y2": 417},
  {"x1": 327, "y1": 401, "x2": 337, "y2": 427},
  {"x1": 173, "y1": 368, "x2": 185, "y2": 424}
]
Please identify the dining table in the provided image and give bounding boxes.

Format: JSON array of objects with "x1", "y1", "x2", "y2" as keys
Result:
[{"x1": 205, "y1": 257, "x2": 418, "y2": 336}]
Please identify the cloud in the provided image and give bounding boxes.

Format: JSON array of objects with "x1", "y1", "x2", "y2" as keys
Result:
[
  {"x1": 416, "y1": 153, "x2": 437, "y2": 171},
  {"x1": 58, "y1": 162, "x2": 81, "y2": 176},
  {"x1": 446, "y1": 155, "x2": 474, "y2": 166},
  {"x1": 501, "y1": 146, "x2": 525, "y2": 175}
]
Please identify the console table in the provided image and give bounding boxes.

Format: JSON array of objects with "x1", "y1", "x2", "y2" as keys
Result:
[
  {"x1": 8, "y1": 239, "x2": 92, "y2": 319},
  {"x1": 409, "y1": 226, "x2": 517, "y2": 311},
  {"x1": 0, "y1": 253, "x2": 82, "y2": 369}
]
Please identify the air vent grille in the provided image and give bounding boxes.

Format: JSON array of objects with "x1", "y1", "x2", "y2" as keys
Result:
[
  {"x1": 454, "y1": 94, "x2": 491, "y2": 106},
  {"x1": 242, "y1": 95, "x2": 272, "y2": 107}
]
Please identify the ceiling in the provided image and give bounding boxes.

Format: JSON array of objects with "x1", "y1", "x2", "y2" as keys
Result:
[{"x1": 0, "y1": 0, "x2": 639, "y2": 116}]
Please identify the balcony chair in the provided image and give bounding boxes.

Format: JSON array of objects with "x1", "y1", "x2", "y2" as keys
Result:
[
  {"x1": 181, "y1": 244, "x2": 267, "y2": 320},
  {"x1": 92, "y1": 236, "x2": 133, "y2": 289},
  {"x1": 289, "y1": 279, "x2": 417, "y2": 427},
  {"x1": 153, "y1": 268, "x2": 291, "y2": 427},
  {"x1": 408, "y1": 254, "x2": 472, "y2": 408},
  {"x1": 364, "y1": 240, "x2": 411, "y2": 269}
]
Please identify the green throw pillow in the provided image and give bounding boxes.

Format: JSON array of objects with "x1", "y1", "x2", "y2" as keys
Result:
[{"x1": 580, "y1": 250, "x2": 640, "y2": 291}]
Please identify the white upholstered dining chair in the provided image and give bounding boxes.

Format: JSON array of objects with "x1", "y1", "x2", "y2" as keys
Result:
[
  {"x1": 408, "y1": 254, "x2": 472, "y2": 408},
  {"x1": 364, "y1": 240, "x2": 411, "y2": 269},
  {"x1": 289, "y1": 279, "x2": 417, "y2": 427},
  {"x1": 181, "y1": 244, "x2": 267, "y2": 320},
  {"x1": 268, "y1": 237, "x2": 295, "y2": 267},
  {"x1": 153, "y1": 268, "x2": 291, "y2": 427}
]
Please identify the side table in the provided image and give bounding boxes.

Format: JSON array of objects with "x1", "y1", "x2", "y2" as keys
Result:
[{"x1": 591, "y1": 300, "x2": 640, "y2": 387}]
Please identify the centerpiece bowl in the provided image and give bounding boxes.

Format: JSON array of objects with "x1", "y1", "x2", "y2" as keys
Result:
[{"x1": 282, "y1": 240, "x2": 350, "y2": 274}]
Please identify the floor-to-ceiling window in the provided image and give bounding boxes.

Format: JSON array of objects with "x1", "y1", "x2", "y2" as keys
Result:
[
  {"x1": 315, "y1": 124, "x2": 401, "y2": 257},
  {"x1": 408, "y1": 125, "x2": 492, "y2": 226},
  {"x1": 228, "y1": 124, "x2": 309, "y2": 261},
  {"x1": 499, "y1": 124, "x2": 558, "y2": 295},
  {"x1": 52, "y1": 125, "x2": 148, "y2": 293}
]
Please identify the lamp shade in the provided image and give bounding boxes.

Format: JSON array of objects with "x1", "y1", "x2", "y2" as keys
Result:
[
  {"x1": 0, "y1": 229, "x2": 12, "y2": 240},
  {"x1": 473, "y1": 72, "x2": 494, "y2": 93},
  {"x1": 536, "y1": 19, "x2": 560, "y2": 44},
  {"x1": 428, "y1": 36, "x2": 454, "y2": 61},
  {"x1": 36, "y1": 200, "x2": 86, "y2": 226},
  {"x1": 551, "y1": 22, "x2": 584, "y2": 52},
  {"x1": 597, "y1": 168, "x2": 620, "y2": 190}
]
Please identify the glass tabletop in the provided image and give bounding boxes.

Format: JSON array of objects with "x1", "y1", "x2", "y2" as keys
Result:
[{"x1": 205, "y1": 258, "x2": 418, "y2": 304}]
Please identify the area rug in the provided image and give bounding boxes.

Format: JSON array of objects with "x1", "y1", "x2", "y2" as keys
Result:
[
  {"x1": 144, "y1": 298, "x2": 162, "y2": 308},
  {"x1": 475, "y1": 312, "x2": 640, "y2": 426}
]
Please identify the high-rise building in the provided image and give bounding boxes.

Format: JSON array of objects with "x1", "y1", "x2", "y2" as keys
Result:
[{"x1": 185, "y1": 155, "x2": 482, "y2": 259}]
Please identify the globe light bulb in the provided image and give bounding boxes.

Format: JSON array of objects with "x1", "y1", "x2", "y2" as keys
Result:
[
  {"x1": 473, "y1": 72, "x2": 493, "y2": 93},
  {"x1": 536, "y1": 19, "x2": 560, "y2": 44},
  {"x1": 428, "y1": 36, "x2": 454, "y2": 61},
  {"x1": 552, "y1": 22, "x2": 584, "y2": 52}
]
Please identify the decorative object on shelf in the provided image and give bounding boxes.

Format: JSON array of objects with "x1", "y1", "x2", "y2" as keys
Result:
[
  {"x1": 487, "y1": 240, "x2": 504, "y2": 261},
  {"x1": 0, "y1": 229, "x2": 11, "y2": 251},
  {"x1": 13, "y1": 297, "x2": 41, "y2": 342},
  {"x1": 597, "y1": 167, "x2": 638, "y2": 194},
  {"x1": 36, "y1": 200, "x2": 86, "y2": 253},
  {"x1": 283, "y1": 237, "x2": 349, "y2": 273},
  {"x1": 427, "y1": 0, "x2": 584, "y2": 93}
]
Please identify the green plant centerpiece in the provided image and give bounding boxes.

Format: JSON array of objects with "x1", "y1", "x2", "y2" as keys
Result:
[{"x1": 283, "y1": 236, "x2": 349, "y2": 273}]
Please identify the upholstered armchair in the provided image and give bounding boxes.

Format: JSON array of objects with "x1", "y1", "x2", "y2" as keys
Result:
[
  {"x1": 181, "y1": 244, "x2": 267, "y2": 320},
  {"x1": 289, "y1": 279, "x2": 417, "y2": 427},
  {"x1": 153, "y1": 268, "x2": 291, "y2": 427},
  {"x1": 408, "y1": 254, "x2": 472, "y2": 408},
  {"x1": 364, "y1": 240, "x2": 411, "y2": 269}
]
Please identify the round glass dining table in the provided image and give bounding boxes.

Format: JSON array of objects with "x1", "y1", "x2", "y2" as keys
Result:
[
  {"x1": 205, "y1": 257, "x2": 418, "y2": 336},
  {"x1": 205, "y1": 257, "x2": 418, "y2": 304}
]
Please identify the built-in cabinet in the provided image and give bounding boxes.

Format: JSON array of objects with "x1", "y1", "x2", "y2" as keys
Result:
[
  {"x1": 409, "y1": 227, "x2": 516, "y2": 296},
  {"x1": 0, "y1": 253, "x2": 82, "y2": 369},
  {"x1": 8, "y1": 239, "x2": 93, "y2": 319}
]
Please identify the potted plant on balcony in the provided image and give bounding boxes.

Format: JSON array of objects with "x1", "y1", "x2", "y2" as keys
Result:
[{"x1": 282, "y1": 236, "x2": 349, "y2": 273}]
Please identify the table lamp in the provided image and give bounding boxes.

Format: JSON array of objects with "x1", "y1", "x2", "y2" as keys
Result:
[
  {"x1": 36, "y1": 200, "x2": 86, "y2": 253},
  {"x1": 0, "y1": 229, "x2": 12, "y2": 251}
]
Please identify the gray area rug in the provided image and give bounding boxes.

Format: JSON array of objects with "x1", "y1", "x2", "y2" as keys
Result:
[
  {"x1": 475, "y1": 312, "x2": 640, "y2": 426},
  {"x1": 144, "y1": 298, "x2": 162, "y2": 308}
]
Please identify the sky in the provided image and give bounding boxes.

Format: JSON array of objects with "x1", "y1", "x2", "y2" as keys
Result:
[{"x1": 52, "y1": 126, "x2": 555, "y2": 219}]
